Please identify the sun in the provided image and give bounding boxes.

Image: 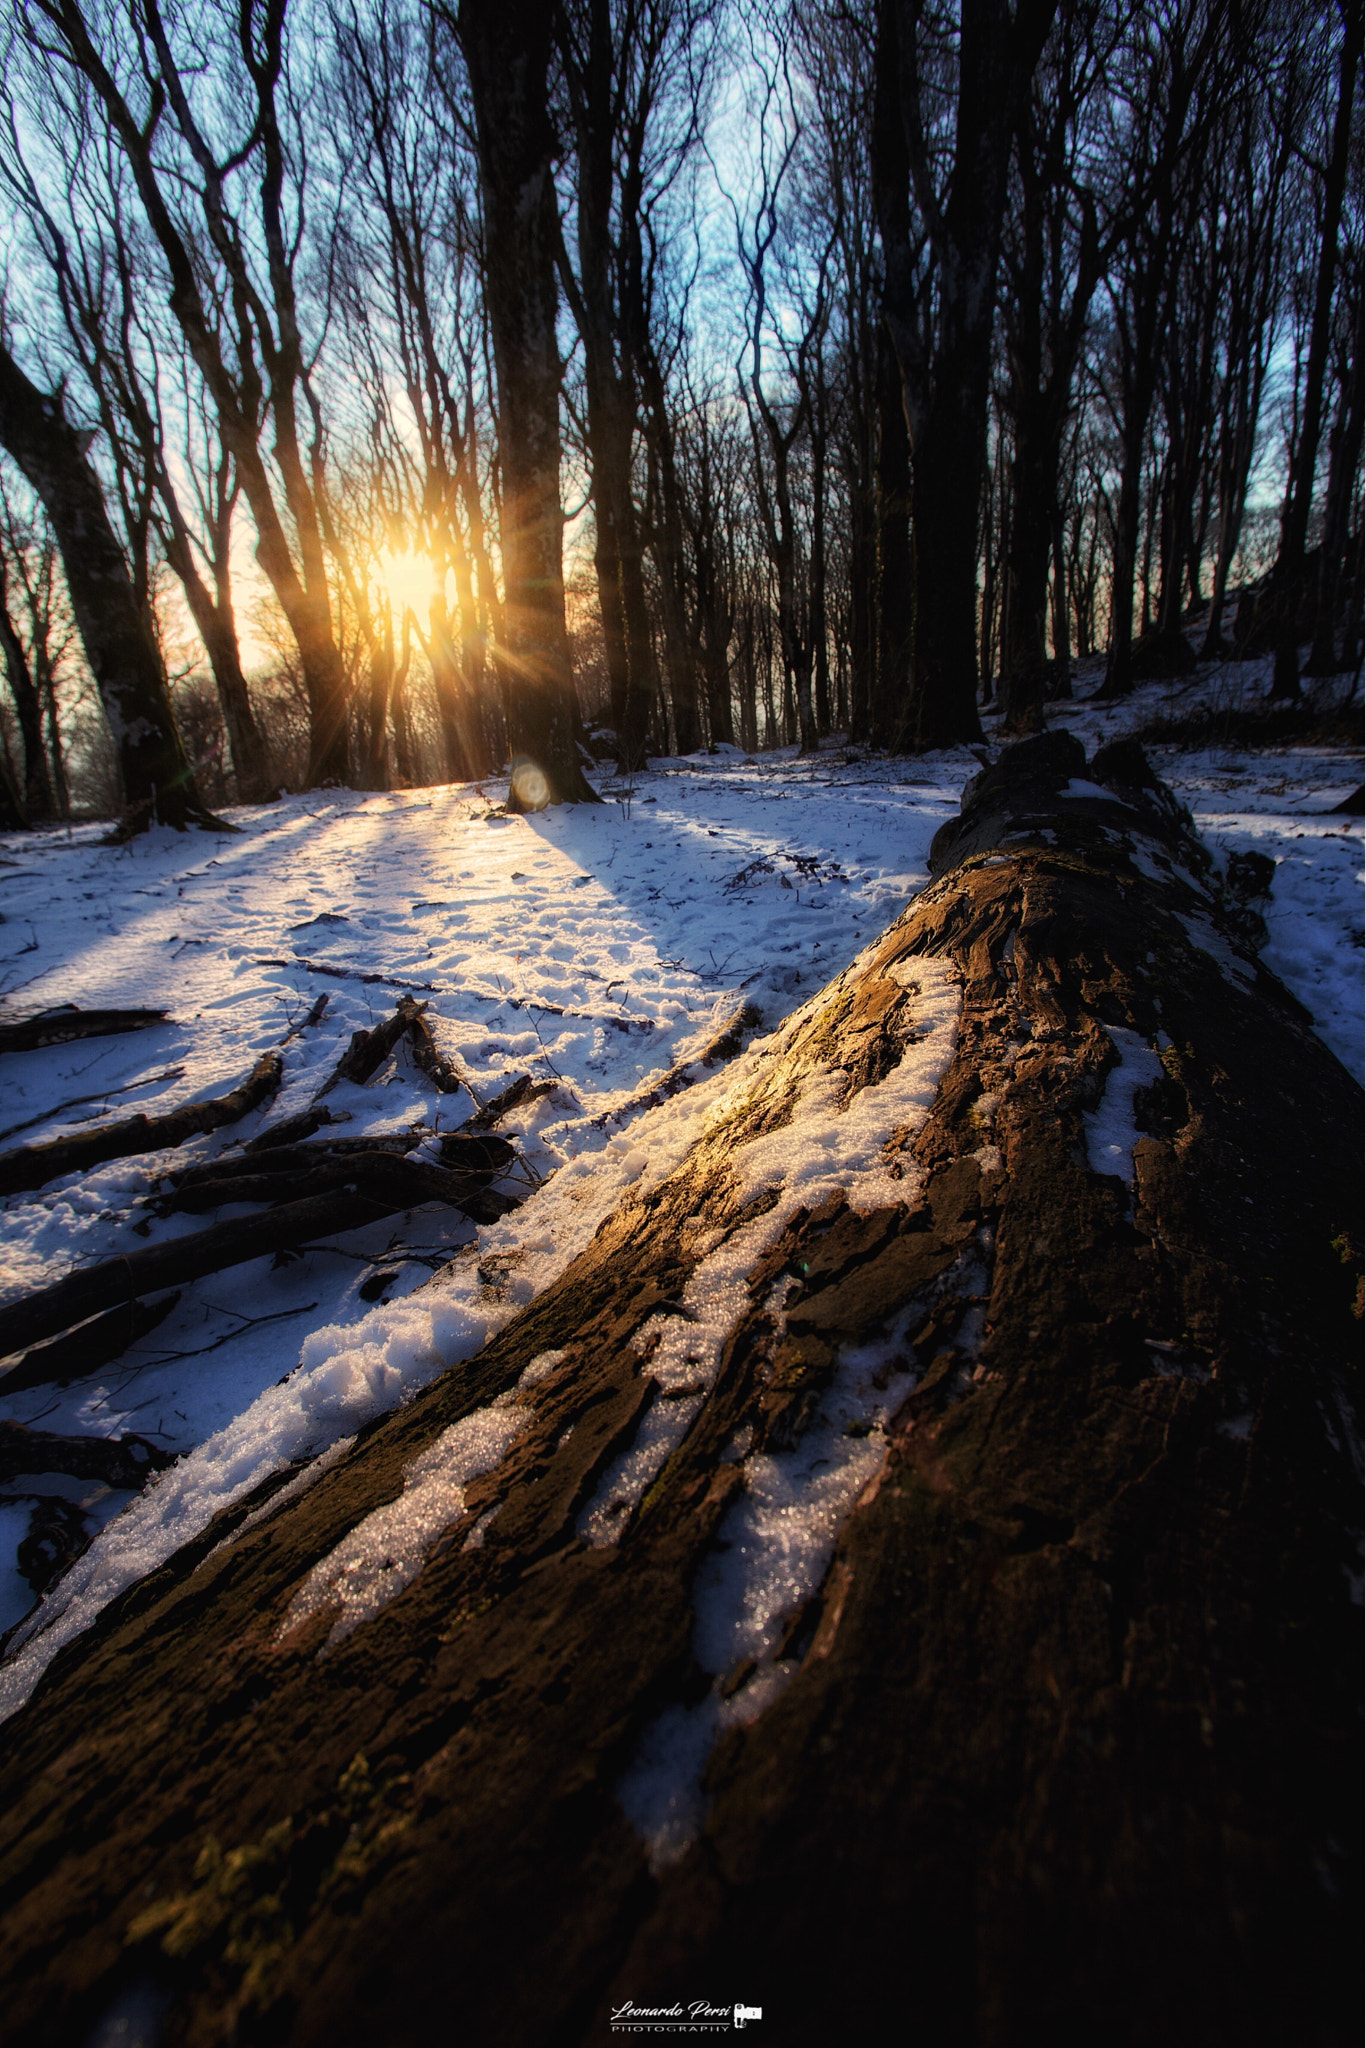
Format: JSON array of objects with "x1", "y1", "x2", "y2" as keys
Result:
[{"x1": 378, "y1": 547, "x2": 434, "y2": 618}]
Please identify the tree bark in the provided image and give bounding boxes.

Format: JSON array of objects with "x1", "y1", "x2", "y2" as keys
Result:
[
  {"x1": 0, "y1": 341, "x2": 215, "y2": 832},
  {"x1": 0, "y1": 736, "x2": 1357, "y2": 2046},
  {"x1": 457, "y1": 0, "x2": 599, "y2": 807}
]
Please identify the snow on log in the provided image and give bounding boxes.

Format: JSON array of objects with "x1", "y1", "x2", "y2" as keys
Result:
[{"x1": 0, "y1": 735, "x2": 1357, "y2": 2048}]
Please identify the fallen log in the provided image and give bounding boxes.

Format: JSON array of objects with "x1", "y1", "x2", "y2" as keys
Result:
[
  {"x1": 0, "y1": 1051, "x2": 283, "y2": 1200},
  {"x1": 0, "y1": 1157, "x2": 517, "y2": 1358},
  {"x1": 0, "y1": 1006, "x2": 170, "y2": 1056},
  {"x1": 0, "y1": 736, "x2": 1357, "y2": 2048},
  {"x1": 0, "y1": 1293, "x2": 180, "y2": 1396}
]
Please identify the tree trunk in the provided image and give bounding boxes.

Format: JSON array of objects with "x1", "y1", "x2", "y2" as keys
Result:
[
  {"x1": 873, "y1": 330, "x2": 914, "y2": 749},
  {"x1": 1271, "y1": 10, "x2": 1362, "y2": 698},
  {"x1": 459, "y1": 0, "x2": 599, "y2": 808},
  {"x1": 875, "y1": 0, "x2": 1052, "y2": 750},
  {"x1": 0, "y1": 580, "x2": 56, "y2": 821},
  {"x1": 170, "y1": 544, "x2": 272, "y2": 804},
  {"x1": 908, "y1": 399, "x2": 988, "y2": 746},
  {"x1": 0, "y1": 736, "x2": 1357, "y2": 2047},
  {"x1": 364, "y1": 622, "x2": 393, "y2": 792},
  {"x1": 1099, "y1": 355, "x2": 1159, "y2": 701},
  {"x1": 1305, "y1": 314, "x2": 1362, "y2": 677},
  {"x1": 0, "y1": 342, "x2": 217, "y2": 833}
]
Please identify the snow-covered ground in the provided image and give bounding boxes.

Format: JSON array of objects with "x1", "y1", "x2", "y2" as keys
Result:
[{"x1": 0, "y1": 657, "x2": 1359, "y2": 1708}]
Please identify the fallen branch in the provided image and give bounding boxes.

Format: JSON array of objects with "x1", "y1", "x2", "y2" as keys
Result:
[
  {"x1": 254, "y1": 958, "x2": 440, "y2": 992},
  {"x1": 0, "y1": 1007, "x2": 170, "y2": 1057},
  {"x1": 0, "y1": 1293, "x2": 181, "y2": 1396},
  {"x1": 0, "y1": 1065, "x2": 187, "y2": 1147},
  {"x1": 165, "y1": 1132, "x2": 420, "y2": 1192},
  {"x1": 315, "y1": 998, "x2": 428, "y2": 1097},
  {"x1": 315, "y1": 995, "x2": 476, "y2": 1102},
  {"x1": 591, "y1": 1003, "x2": 764, "y2": 1129},
  {"x1": 281, "y1": 993, "x2": 332, "y2": 1043},
  {"x1": 0, "y1": 1420, "x2": 173, "y2": 1488},
  {"x1": 16, "y1": 1495, "x2": 91, "y2": 1597},
  {"x1": 405, "y1": 1007, "x2": 472, "y2": 1095},
  {"x1": 0, "y1": 1052, "x2": 283, "y2": 1200},
  {"x1": 434, "y1": 1133, "x2": 517, "y2": 1175},
  {"x1": 460, "y1": 1073, "x2": 554, "y2": 1130},
  {"x1": 242, "y1": 1106, "x2": 349, "y2": 1153},
  {"x1": 0, "y1": 1153, "x2": 518, "y2": 1356}
]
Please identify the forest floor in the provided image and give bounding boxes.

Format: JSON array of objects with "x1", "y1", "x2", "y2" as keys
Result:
[{"x1": 0, "y1": 650, "x2": 1360, "y2": 1693}]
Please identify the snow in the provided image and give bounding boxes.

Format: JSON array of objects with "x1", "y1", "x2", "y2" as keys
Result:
[
  {"x1": 615, "y1": 1285, "x2": 987, "y2": 1871},
  {"x1": 1084, "y1": 1026, "x2": 1167, "y2": 1185},
  {"x1": 281, "y1": 1374, "x2": 533, "y2": 1649},
  {"x1": 0, "y1": 657, "x2": 1359, "y2": 1717}
]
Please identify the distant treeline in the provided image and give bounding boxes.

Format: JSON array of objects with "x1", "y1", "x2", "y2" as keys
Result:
[{"x1": 0, "y1": 0, "x2": 1359, "y2": 826}]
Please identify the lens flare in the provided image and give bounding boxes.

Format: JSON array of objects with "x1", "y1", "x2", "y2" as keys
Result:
[{"x1": 509, "y1": 759, "x2": 550, "y2": 811}]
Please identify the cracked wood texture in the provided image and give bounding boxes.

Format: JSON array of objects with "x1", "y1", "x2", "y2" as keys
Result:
[{"x1": 0, "y1": 735, "x2": 1358, "y2": 2048}]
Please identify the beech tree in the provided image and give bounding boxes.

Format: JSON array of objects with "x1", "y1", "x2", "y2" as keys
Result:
[{"x1": 0, "y1": 335, "x2": 216, "y2": 830}]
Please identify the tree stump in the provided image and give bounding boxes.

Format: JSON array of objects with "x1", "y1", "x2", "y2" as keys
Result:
[{"x1": 0, "y1": 735, "x2": 1358, "y2": 2048}]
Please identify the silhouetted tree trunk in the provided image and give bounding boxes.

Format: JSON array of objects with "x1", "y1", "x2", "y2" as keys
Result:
[
  {"x1": 457, "y1": 0, "x2": 598, "y2": 806},
  {"x1": 1305, "y1": 282, "x2": 1363, "y2": 675},
  {"x1": 998, "y1": 55, "x2": 1102, "y2": 734},
  {"x1": 0, "y1": 565, "x2": 55, "y2": 822},
  {"x1": 0, "y1": 340, "x2": 215, "y2": 832},
  {"x1": 1271, "y1": 10, "x2": 1362, "y2": 697},
  {"x1": 875, "y1": 0, "x2": 1057, "y2": 748},
  {"x1": 872, "y1": 329, "x2": 914, "y2": 747},
  {"x1": 167, "y1": 530, "x2": 271, "y2": 805}
]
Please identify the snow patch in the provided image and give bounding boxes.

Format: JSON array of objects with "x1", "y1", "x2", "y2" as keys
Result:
[
  {"x1": 616, "y1": 1305, "x2": 933, "y2": 1872},
  {"x1": 282, "y1": 1397, "x2": 530, "y2": 1648},
  {"x1": 1084, "y1": 1027, "x2": 1165, "y2": 1183}
]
